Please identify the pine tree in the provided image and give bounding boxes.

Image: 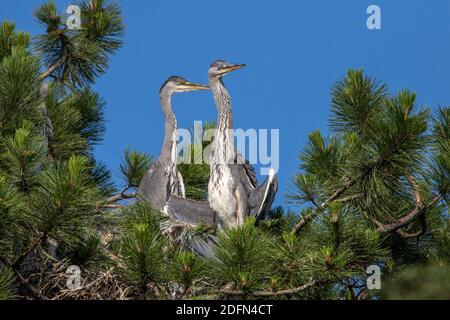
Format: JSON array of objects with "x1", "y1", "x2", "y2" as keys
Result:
[
  {"x1": 286, "y1": 70, "x2": 450, "y2": 299},
  {"x1": 0, "y1": 0, "x2": 126, "y2": 300}
]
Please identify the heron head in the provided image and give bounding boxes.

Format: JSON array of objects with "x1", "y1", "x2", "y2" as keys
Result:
[
  {"x1": 160, "y1": 76, "x2": 209, "y2": 96},
  {"x1": 208, "y1": 60, "x2": 246, "y2": 79}
]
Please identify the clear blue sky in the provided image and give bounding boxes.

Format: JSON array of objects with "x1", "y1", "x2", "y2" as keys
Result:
[{"x1": 2, "y1": 1, "x2": 450, "y2": 208}]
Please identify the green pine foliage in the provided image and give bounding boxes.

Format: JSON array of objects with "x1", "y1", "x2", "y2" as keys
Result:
[
  {"x1": 29, "y1": 155, "x2": 103, "y2": 250},
  {"x1": 1, "y1": 122, "x2": 46, "y2": 192},
  {"x1": 34, "y1": 0, "x2": 124, "y2": 89},
  {"x1": 0, "y1": 46, "x2": 42, "y2": 137},
  {"x1": 287, "y1": 69, "x2": 450, "y2": 299},
  {"x1": 119, "y1": 201, "x2": 166, "y2": 298},
  {"x1": 120, "y1": 148, "x2": 154, "y2": 188},
  {"x1": 178, "y1": 121, "x2": 216, "y2": 200},
  {"x1": 379, "y1": 262, "x2": 450, "y2": 300},
  {"x1": 0, "y1": 267, "x2": 16, "y2": 300},
  {"x1": 45, "y1": 87, "x2": 106, "y2": 159},
  {"x1": 0, "y1": 176, "x2": 20, "y2": 257},
  {"x1": 0, "y1": 0, "x2": 125, "y2": 300},
  {"x1": 169, "y1": 251, "x2": 206, "y2": 297},
  {"x1": 208, "y1": 218, "x2": 277, "y2": 294},
  {"x1": 0, "y1": 21, "x2": 30, "y2": 62}
]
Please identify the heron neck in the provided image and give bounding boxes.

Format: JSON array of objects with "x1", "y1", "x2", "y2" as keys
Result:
[
  {"x1": 210, "y1": 78, "x2": 233, "y2": 130},
  {"x1": 210, "y1": 78, "x2": 235, "y2": 164},
  {"x1": 160, "y1": 94, "x2": 178, "y2": 165}
]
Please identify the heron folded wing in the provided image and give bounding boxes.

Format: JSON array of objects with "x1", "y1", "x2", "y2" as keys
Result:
[
  {"x1": 235, "y1": 151, "x2": 258, "y2": 191},
  {"x1": 191, "y1": 235, "x2": 219, "y2": 258},
  {"x1": 138, "y1": 161, "x2": 168, "y2": 209},
  {"x1": 248, "y1": 170, "x2": 279, "y2": 221},
  {"x1": 166, "y1": 195, "x2": 216, "y2": 225}
]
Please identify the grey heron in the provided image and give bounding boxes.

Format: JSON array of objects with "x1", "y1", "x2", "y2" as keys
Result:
[
  {"x1": 207, "y1": 60, "x2": 279, "y2": 228},
  {"x1": 138, "y1": 76, "x2": 209, "y2": 211}
]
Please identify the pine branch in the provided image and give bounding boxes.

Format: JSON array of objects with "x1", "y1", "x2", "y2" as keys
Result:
[
  {"x1": 337, "y1": 194, "x2": 362, "y2": 203},
  {"x1": 331, "y1": 209, "x2": 340, "y2": 252},
  {"x1": 407, "y1": 176, "x2": 422, "y2": 208},
  {"x1": 99, "y1": 187, "x2": 137, "y2": 209},
  {"x1": 292, "y1": 179, "x2": 354, "y2": 235},
  {"x1": 218, "y1": 280, "x2": 317, "y2": 297},
  {"x1": 38, "y1": 49, "x2": 68, "y2": 81},
  {"x1": 106, "y1": 191, "x2": 137, "y2": 204},
  {"x1": 365, "y1": 193, "x2": 443, "y2": 235},
  {"x1": 393, "y1": 177, "x2": 428, "y2": 238},
  {"x1": 11, "y1": 266, "x2": 47, "y2": 300},
  {"x1": 292, "y1": 211, "x2": 317, "y2": 235},
  {"x1": 395, "y1": 215, "x2": 427, "y2": 239},
  {"x1": 104, "y1": 204, "x2": 126, "y2": 209}
]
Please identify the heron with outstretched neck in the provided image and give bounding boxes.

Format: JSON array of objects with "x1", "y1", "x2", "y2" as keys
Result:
[
  {"x1": 138, "y1": 76, "x2": 209, "y2": 211},
  {"x1": 207, "y1": 60, "x2": 278, "y2": 228}
]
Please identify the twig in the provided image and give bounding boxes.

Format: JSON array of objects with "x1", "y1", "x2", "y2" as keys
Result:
[
  {"x1": 106, "y1": 191, "x2": 137, "y2": 204},
  {"x1": 103, "y1": 204, "x2": 126, "y2": 209},
  {"x1": 98, "y1": 187, "x2": 137, "y2": 209},
  {"x1": 391, "y1": 177, "x2": 428, "y2": 238},
  {"x1": 292, "y1": 179, "x2": 354, "y2": 235},
  {"x1": 337, "y1": 194, "x2": 362, "y2": 203},
  {"x1": 39, "y1": 50, "x2": 69, "y2": 81},
  {"x1": 218, "y1": 280, "x2": 317, "y2": 297},
  {"x1": 364, "y1": 193, "x2": 443, "y2": 235},
  {"x1": 292, "y1": 212, "x2": 317, "y2": 235}
]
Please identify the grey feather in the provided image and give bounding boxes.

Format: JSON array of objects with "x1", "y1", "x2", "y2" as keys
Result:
[
  {"x1": 235, "y1": 151, "x2": 257, "y2": 190},
  {"x1": 248, "y1": 171, "x2": 279, "y2": 221},
  {"x1": 138, "y1": 160, "x2": 170, "y2": 210},
  {"x1": 165, "y1": 195, "x2": 217, "y2": 225},
  {"x1": 165, "y1": 195, "x2": 219, "y2": 257},
  {"x1": 191, "y1": 234, "x2": 218, "y2": 258}
]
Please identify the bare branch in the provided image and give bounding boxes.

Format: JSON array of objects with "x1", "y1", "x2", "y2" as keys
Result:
[
  {"x1": 39, "y1": 50, "x2": 69, "y2": 81},
  {"x1": 292, "y1": 212, "x2": 317, "y2": 235},
  {"x1": 98, "y1": 187, "x2": 137, "y2": 209},
  {"x1": 106, "y1": 192, "x2": 137, "y2": 204},
  {"x1": 218, "y1": 280, "x2": 317, "y2": 297},
  {"x1": 364, "y1": 193, "x2": 443, "y2": 236},
  {"x1": 292, "y1": 179, "x2": 354, "y2": 235},
  {"x1": 337, "y1": 194, "x2": 362, "y2": 203},
  {"x1": 377, "y1": 194, "x2": 441, "y2": 233},
  {"x1": 103, "y1": 204, "x2": 126, "y2": 209},
  {"x1": 407, "y1": 176, "x2": 423, "y2": 207}
]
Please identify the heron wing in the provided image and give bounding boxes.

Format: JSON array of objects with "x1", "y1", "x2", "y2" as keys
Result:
[
  {"x1": 165, "y1": 195, "x2": 216, "y2": 225},
  {"x1": 138, "y1": 161, "x2": 169, "y2": 209},
  {"x1": 248, "y1": 171, "x2": 279, "y2": 221},
  {"x1": 191, "y1": 235, "x2": 219, "y2": 258},
  {"x1": 235, "y1": 151, "x2": 258, "y2": 192},
  {"x1": 176, "y1": 170, "x2": 186, "y2": 198}
]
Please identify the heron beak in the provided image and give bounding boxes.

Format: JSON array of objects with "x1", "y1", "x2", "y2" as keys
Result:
[
  {"x1": 219, "y1": 63, "x2": 246, "y2": 75},
  {"x1": 179, "y1": 82, "x2": 210, "y2": 92}
]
